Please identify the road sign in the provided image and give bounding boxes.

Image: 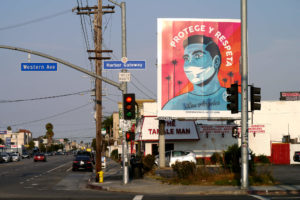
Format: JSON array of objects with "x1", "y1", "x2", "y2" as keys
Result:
[
  {"x1": 119, "y1": 72, "x2": 131, "y2": 82},
  {"x1": 21, "y1": 63, "x2": 57, "y2": 71},
  {"x1": 104, "y1": 61, "x2": 145, "y2": 70}
]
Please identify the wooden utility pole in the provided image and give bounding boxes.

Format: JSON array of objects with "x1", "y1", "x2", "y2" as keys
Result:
[
  {"x1": 95, "y1": 0, "x2": 103, "y2": 177},
  {"x1": 74, "y1": 1, "x2": 114, "y2": 180}
]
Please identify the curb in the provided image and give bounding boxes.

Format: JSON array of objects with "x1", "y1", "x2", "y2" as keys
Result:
[{"x1": 248, "y1": 189, "x2": 300, "y2": 195}]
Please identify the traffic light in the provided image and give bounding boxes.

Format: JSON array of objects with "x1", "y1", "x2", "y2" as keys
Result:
[
  {"x1": 123, "y1": 93, "x2": 135, "y2": 120},
  {"x1": 125, "y1": 131, "x2": 135, "y2": 141},
  {"x1": 232, "y1": 126, "x2": 238, "y2": 138},
  {"x1": 227, "y1": 83, "x2": 239, "y2": 114},
  {"x1": 250, "y1": 86, "x2": 261, "y2": 111}
]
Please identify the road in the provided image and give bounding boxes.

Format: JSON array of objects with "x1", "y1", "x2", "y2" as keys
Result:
[{"x1": 0, "y1": 155, "x2": 299, "y2": 200}]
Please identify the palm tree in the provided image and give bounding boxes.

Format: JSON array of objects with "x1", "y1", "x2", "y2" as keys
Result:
[
  {"x1": 45, "y1": 123, "x2": 54, "y2": 146},
  {"x1": 165, "y1": 75, "x2": 171, "y2": 101},
  {"x1": 177, "y1": 80, "x2": 182, "y2": 95},
  {"x1": 172, "y1": 59, "x2": 178, "y2": 97}
]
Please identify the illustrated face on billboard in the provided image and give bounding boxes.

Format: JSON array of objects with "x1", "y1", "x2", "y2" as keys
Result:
[{"x1": 157, "y1": 19, "x2": 241, "y2": 119}]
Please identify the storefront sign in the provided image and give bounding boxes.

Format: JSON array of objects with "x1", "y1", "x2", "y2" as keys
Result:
[{"x1": 138, "y1": 117, "x2": 199, "y2": 141}]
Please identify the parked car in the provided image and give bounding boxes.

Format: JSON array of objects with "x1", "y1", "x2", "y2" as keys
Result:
[
  {"x1": 0, "y1": 152, "x2": 12, "y2": 163},
  {"x1": 0, "y1": 156, "x2": 4, "y2": 163},
  {"x1": 22, "y1": 152, "x2": 30, "y2": 159},
  {"x1": 293, "y1": 151, "x2": 300, "y2": 162},
  {"x1": 33, "y1": 153, "x2": 47, "y2": 162},
  {"x1": 155, "y1": 150, "x2": 196, "y2": 167},
  {"x1": 11, "y1": 152, "x2": 21, "y2": 162},
  {"x1": 76, "y1": 151, "x2": 95, "y2": 164},
  {"x1": 72, "y1": 155, "x2": 93, "y2": 172}
]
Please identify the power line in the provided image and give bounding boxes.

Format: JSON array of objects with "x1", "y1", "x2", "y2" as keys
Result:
[
  {"x1": 0, "y1": 89, "x2": 92, "y2": 103},
  {"x1": 0, "y1": 102, "x2": 93, "y2": 128},
  {"x1": 131, "y1": 74, "x2": 156, "y2": 98},
  {"x1": 0, "y1": 9, "x2": 71, "y2": 31}
]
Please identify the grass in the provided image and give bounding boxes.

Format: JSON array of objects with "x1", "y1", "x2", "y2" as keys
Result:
[{"x1": 152, "y1": 165, "x2": 277, "y2": 186}]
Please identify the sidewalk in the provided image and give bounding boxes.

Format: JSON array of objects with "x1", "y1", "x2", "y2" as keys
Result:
[{"x1": 86, "y1": 158, "x2": 300, "y2": 195}]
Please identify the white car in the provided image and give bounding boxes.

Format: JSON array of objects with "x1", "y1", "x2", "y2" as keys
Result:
[
  {"x1": 155, "y1": 150, "x2": 196, "y2": 167},
  {"x1": 0, "y1": 152, "x2": 11, "y2": 162},
  {"x1": 11, "y1": 152, "x2": 21, "y2": 162}
]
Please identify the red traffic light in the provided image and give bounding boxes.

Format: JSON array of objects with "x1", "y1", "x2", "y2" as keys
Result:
[{"x1": 125, "y1": 96, "x2": 132, "y2": 103}]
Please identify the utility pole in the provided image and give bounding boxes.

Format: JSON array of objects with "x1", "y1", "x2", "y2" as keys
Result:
[
  {"x1": 74, "y1": 1, "x2": 114, "y2": 180},
  {"x1": 241, "y1": 0, "x2": 249, "y2": 189}
]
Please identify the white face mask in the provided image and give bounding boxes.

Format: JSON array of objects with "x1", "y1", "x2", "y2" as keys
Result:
[{"x1": 184, "y1": 65, "x2": 216, "y2": 85}]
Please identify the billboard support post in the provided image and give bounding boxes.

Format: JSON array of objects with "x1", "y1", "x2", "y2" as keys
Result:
[{"x1": 159, "y1": 120, "x2": 166, "y2": 168}]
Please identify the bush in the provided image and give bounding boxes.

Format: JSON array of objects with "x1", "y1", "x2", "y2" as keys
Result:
[
  {"x1": 172, "y1": 161, "x2": 196, "y2": 179},
  {"x1": 210, "y1": 152, "x2": 223, "y2": 165},
  {"x1": 223, "y1": 144, "x2": 255, "y2": 174},
  {"x1": 110, "y1": 149, "x2": 119, "y2": 162},
  {"x1": 142, "y1": 154, "x2": 155, "y2": 172},
  {"x1": 256, "y1": 155, "x2": 270, "y2": 164}
]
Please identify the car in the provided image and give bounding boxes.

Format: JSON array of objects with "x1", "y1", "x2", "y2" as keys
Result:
[
  {"x1": 293, "y1": 151, "x2": 300, "y2": 162},
  {"x1": 0, "y1": 152, "x2": 12, "y2": 163},
  {"x1": 11, "y1": 152, "x2": 21, "y2": 162},
  {"x1": 33, "y1": 153, "x2": 47, "y2": 162},
  {"x1": 155, "y1": 150, "x2": 197, "y2": 167},
  {"x1": 72, "y1": 155, "x2": 93, "y2": 172},
  {"x1": 55, "y1": 151, "x2": 64, "y2": 155},
  {"x1": 21, "y1": 152, "x2": 30, "y2": 159},
  {"x1": 76, "y1": 151, "x2": 95, "y2": 164}
]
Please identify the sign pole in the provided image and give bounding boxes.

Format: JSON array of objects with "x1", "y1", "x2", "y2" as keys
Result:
[{"x1": 241, "y1": 0, "x2": 249, "y2": 190}]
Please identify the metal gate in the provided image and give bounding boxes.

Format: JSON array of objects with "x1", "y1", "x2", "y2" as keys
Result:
[{"x1": 271, "y1": 143, "x2": 290, "y2": 164}]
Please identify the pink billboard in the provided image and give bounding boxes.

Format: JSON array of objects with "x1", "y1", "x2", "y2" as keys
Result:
[{"x1": 157, "y1": 18, "x2": 241, "y2": 119}]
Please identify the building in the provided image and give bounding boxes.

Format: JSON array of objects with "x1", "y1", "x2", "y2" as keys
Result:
[{"x1": 0, "y1": 129, "x2": 32, "y2": 154}]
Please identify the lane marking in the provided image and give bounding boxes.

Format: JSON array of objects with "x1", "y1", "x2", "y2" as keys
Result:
[
  {"x1": 133, "y1": 195, "x2": 143, "y2": 200},
  {"x1": 66, "y1": 167, "x2": 72, "y2": 172},
  {"x1": 250, "y1": 195, "x2": 269, "y2": 200},
  {"x1": 47, "y1": 163, "x2": 68, "y2": 173}
]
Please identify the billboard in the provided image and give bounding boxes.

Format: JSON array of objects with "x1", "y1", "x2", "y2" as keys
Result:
[
  {"x1": 280, "y1": 92, "x2": 300, "y2": 101},
  {"x1": 157, "y1": 18, "x2": 241, "y2": 119}
]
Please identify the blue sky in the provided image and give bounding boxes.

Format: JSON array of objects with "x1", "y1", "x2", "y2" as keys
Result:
[{"x1": 0, "y1": 0, "x2": 299, "y2": 141}]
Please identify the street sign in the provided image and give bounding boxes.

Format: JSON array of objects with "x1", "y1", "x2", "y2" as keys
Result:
[
  {"x1": 119, "y1": 72, "x2": 131, "y2": 82},
  {"x1": 0, "y1": 130, "x2": 7, "y2": 134},
  {"x1": 21, "y1": 63, "x2": 57, "y2": 71},
  {"x1": 104, "y1": 61, "x2": 145, "y2": 70}
]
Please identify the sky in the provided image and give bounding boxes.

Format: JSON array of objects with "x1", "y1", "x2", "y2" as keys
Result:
[{"x1": 0, "y1": 0, "x2": 299, "y2": 142}]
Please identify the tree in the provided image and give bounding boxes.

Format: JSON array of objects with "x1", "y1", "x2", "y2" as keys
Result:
[
  {"x1": 39, "y1": 143, "x2": 46, "y2": 153},
  {"x1": 102, "y1": 115, "x2": 113, "y2": 136},
  {"x1": 92, "y1": 138, "x2": 96, "y2": 151},
  {"x1": 0, "y1": 138, "x2": 4, "y2": 145},
  {"x1": 7, "y1": 126, "x2": 12, "y2": 131},
  {"x1": 45, "y1": 123, "x2": 54, "y2": 145},
  {"x1": 28, "y1": 140, "x2": 35, "y2": 150}
]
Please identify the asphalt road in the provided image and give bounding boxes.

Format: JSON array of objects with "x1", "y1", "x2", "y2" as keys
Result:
[{"x1": 0, "y1": 156, "x2": 299, "y2": 200}]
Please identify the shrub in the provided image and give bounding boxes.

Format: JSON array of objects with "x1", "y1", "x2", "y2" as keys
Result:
[
  {"x1": 110, "y1": 149, "x2": 119, "y2": 162},
  {"x1": 142, "y1": 154, "x2": 155, "y2": 172},
  {"x1": 210, "y1": 152, "x2": 223, "y2": 164},
  {"x1": 256, "y1": 155, "x2": 270, "y2": 164},
  {"x1": 172, "y1": 161, "x2": 196, "y2": 179},
  {"x1": 223, "y1": 144, "x2": 256, "y2": 175}
]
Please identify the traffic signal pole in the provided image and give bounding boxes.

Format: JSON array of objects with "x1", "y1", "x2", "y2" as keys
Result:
[{"x1": 241, "y1": 0, "x2": 249, "y2": 190}]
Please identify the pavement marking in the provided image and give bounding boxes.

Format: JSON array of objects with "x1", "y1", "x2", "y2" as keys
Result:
[
  {"x1": 32, "y1": 183, "x2": 38, "y2": 186},
  {"x1": 66, "y1": 167, "x2": 72, "y2": 172},
  {"x1": 133, "y1": 195, "x2": 143, "y2": 200},
  {"x1": 250, "y1": 195, "x2": 269, "y2": 200},
  {"x1": 19, "y1": 182, "x2": 24, "y2": 184},
  {"x1": 47, "y1": 163, "x2": 68, "y2": 173}
]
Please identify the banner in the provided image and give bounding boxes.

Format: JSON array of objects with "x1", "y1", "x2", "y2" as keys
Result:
[{"x1": 157, "y1": 18, "x2": 241, "y2": 119}]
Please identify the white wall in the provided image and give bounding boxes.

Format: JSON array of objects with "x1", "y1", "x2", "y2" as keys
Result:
[
  {"x1": 290, "y1": 144, "x2": 300, "y2": 164},
  {"x1": 253, "y1": 101, "x2": 300, "y2": 142}
]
